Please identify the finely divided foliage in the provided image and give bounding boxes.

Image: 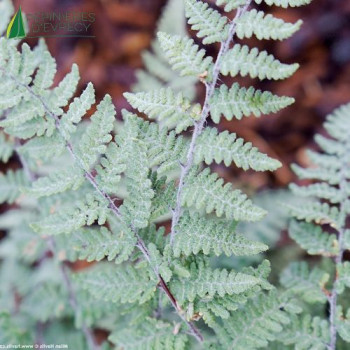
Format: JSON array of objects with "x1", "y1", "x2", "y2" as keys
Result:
[
  {"x1": 281, "y1": 104, "x2": 350, "y2": 350},
  {"x1": 0, "y1": 0, "x2": 311, "y2": 349}
]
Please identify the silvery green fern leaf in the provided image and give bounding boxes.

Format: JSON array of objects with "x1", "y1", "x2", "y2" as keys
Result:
[
  {"x1": 173, "y1": 211, "x2": 268, "y2": 257},
  {"x1": 209, "y1": 83, "x2": 294, "y2": 122},
  {"x1": 76, "y1": 264, "x2": 157, "y2": 304},
  {"x1": 195, "y1": 127, "x2": 281, "y2": 171},
  {"x1": 185, "y1": 0, "x2": 229, "y2": 44},
  {"x1": 280, "y1": 262, "x2": 329, "y2": 304},
  {"x1": 124, "y1": 88, "x2": 199, "y2": 133},
  {"x1": 289, "y1": 220, "x2": 338, "y2": 256},
  {"x1": 157, "y1": 32, "x2": 213, "y2": 78},
  {"x1": 236, "y1": 9, "x2": 302, "y2": 41},
  {"x1": 220, "y1": 44, "x2": 299, "y2": 80},
  {"x1": 182, "y1": 167, "x2": 266, "y2": 221}
]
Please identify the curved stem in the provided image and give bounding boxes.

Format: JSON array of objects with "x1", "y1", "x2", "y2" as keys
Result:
[
  {"x1": 328, "y1": 140, "x2": 350, "y2": 350},
  {"x1": 169, "y1": 0, "x2": 252, "y2": 245}
]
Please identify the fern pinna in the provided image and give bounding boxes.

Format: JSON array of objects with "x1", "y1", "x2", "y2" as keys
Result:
[
  {"x1": 0, "y1": 0, "x2": 311, "y2": 349},
  {"x1": 279, "y1": 104, "x2": 350, "y2": 350}
]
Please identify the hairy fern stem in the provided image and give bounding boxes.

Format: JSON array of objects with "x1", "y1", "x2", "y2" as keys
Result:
[{"x1": 170, "y1": 0, "x2": 252, "y2": 245}]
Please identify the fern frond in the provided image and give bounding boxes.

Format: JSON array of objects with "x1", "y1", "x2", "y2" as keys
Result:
[
  {"x1": 124, "y1": 88, "x2": 199, "y2": 133},
  {"x1": 184, "y1": 0, "x2": 229, "y2": 44},
  {"x1": 4, "y1": 223, "x2": 46, "y2": 264},
  {"x1": 290, "y1": 103, "x2": 350, "y2": 195},
  {"x1": 236, "y1": 9, "x2": 303, "y2": 40},
  {"x1": 31, "y1": 194, "x2": 109, "y2": 235},
  {"x1": 78, "y1": 95, "x2": 115, "y2": 169},
  {"x1": 138, "y1": 224, "x2": 167, "y2": 252},
  {"x1": 195, "y1": 260, "x2": 273, "y2": 324},
  {"x1": 27, "y1": 166, "x2": 84, "y2": 198},
  {"x1": 43, "y1": 322, "x2": 92, "y2": 349},
  {"x1": 109, "y1": 317, "x2": 188, "y2": 350},
  {"x1": 306, "y1": 150, "x2": 342, "y2": 170},
  {"x1": 279, "y1": 314, "x2": 330, "y2": 349},
  {"x1": 0, "y1": 170, "x2": 28, "y2": 204},
  {"x1": 221, "y1": 44, "x2": 299, "y2": 80},
  {"x1": 121, "y1": 111, "x2": 188, "y2": 175},
  {"x1": 3, "y1": 116, "x2": 56, "y2": 140},
  {"x1": 324, "y1": 102, "x2": 350, "y2": 141},
  {"x1": 150, "y1": 175, "x2": 176, "y2": 221},
  {"x1": 32, "y1": 50, "x2": 57, "y2": 94},
  {"x1": 60, "y1": 83, "x2": 95, "y2": 140},
  {"x1": 290, "y1": 182, "x2": 342, "y2": 204},
  {"x1": 214, "y1": 291, "x2": 301, "y2": 350},
  {"x1": 157, "y1": 32, "x2": 213, "y2": 78},
  {"x1": 18, "y1": 44, "x2": 37, "y2": 84},
  {"x1": 195, "y1": 127, "x2": 281, "y2": 171},
  {"x1": 118, "y1": 114, "x2": 154, "y2": 229},
  {"x1": 182, "y1": 167, "x2": 266, "y2": 221},
  {"x1": 17, "y1": 134, "x2": 65, "y2": 162},
  {"x1": 0, "y1": 312, "x2": 29, "y2": 344},
  {"x1": 0, "y1": 77, "x2": 21, "y2": 110},
  {"x1": 72, "y1": 223, "x2": 136, "y2": 265},
  {"x1": 289, "y1": 220, "x2": 338, "y2": 256},
  {"x1": 0, "y1": 98, "x2": 44, "y2": 128},
  {"x1": 133, "y1": 0, "x2": 197, "y2": 99},
  {"x1": 21, "y1": 283, "x2": 69, "y2": 322},
  {"x1": 0, "y1": 91, "x2": 21, "y2": 114},
  {"x1": 314, "y1": 134, "x2": 345, "y2": 157},
  {"x1": 238, "y1": 190, "x2": 299, "y2": 248},
  {"x1": 173, "y1": 211, "x2": 268, "y2": 257},
  {"x1": 171, "y1": 261, "x2": 261, "y2": 303},
  {"x1": 209, "y1": 83, "x2": 294, "y2": 122},
  {"x1": 53, "y1": 234, "x2": 79, "y2": 262},
  {"x1": 49, "y1": 64, "x2": 80, "y2": 112},
  {"x1": 287, "y1": 201, "x2": 339, "y2": 227},
  {"x1": 337, "y1": 308, "x2": 350, "y2": 344},
  {"x1": 287, "y1": 102, "x2": 350, "y2": 349},
  {"x1": 135, "y1": 59, "x2": 197, "y2": 101},
  {"x1": 291, "y1": 164, "x2": 341, "y2": 185},
  {"x1": 0, "y1": 0, "x2": 315, "y2": 345},
  {"x1": 72, "y1": 286, "x2": 114, "y2": 329},
  {"x1": 157, "y1": 0, "x2": 188, "y2": 37},
  {"x1": 76, "y1": 264, "x2": 157, "y2": 304},
  {"x1": 147, "y1": 243, "x2": 173, "y2": 283},
  {"x1": 95, "y1": 141, "x2": 125, "y2": 194},
  {"x1": 280, "y1": 262, "x2": 329, "y2": 303},
  {"x1": 0, "y1": 38, "x2": 20, "y2": 71},
  {"x1": 138, "y1": 50, "x2": 176, "y2": 84}
]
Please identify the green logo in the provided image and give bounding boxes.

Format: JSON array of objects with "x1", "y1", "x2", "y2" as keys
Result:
[{"x1": 7, "y1": 6, "x2": 26, "y2": 39}]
